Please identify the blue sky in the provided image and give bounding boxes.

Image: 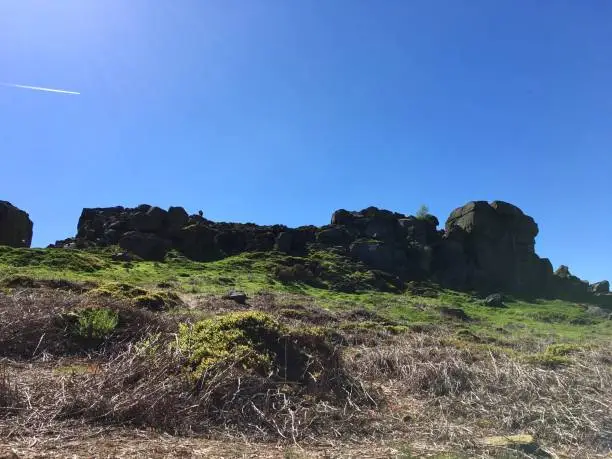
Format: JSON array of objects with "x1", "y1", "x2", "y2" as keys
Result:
[{"x1": 1, "y1": 1, "x2": 610, "y2": 282}]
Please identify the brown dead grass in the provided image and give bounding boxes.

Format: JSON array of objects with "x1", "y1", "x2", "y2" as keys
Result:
[
  {"x1": 347, "y1": 332, "x2": 612, "y2": 457},
  {"x1": 2, "y1": 289, "x2": 611, "y2": 458},
  {"x1": 0, "y1": 289, "x2": 177, "y2": 358},
  {"x1": 0, "y1": 336, "x2": 379, "y2": 445}
]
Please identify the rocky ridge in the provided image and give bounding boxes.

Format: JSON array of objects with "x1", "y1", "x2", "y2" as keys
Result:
[{"x1": 36, "y1": 200, "x2": 608, "y2": 304}]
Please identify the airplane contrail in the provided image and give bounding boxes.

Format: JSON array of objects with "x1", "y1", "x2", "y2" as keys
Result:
[{"x1": 1, "y1": 83, "x2": 80, "y2": 95}]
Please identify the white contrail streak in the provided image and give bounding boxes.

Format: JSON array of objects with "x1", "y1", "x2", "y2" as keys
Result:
[{"x1": 1, "y1": 83, "x2": 80, "y2": 95}]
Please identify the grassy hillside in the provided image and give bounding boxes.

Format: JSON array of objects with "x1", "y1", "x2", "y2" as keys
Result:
[{"x1": 1, "y1": 245, "x2": 611, "y2": 458}]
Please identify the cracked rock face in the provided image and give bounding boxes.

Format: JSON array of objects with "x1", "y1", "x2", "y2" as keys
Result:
[
  {"x1": 0, "y1": 201, "x2": 33, "y2": 248},
  {"x1": 440, "y1": 200, "x2": 550, "y2": 293}
]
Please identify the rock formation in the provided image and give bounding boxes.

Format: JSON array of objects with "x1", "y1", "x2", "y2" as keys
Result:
[
  {"x1": 0, "y1": 201, "x2": 33, "y2": 248},
  {"x1": 50, "y1": 204, "x2": 294, "y2": 261},
  {"x1": 46, "y1": 200, "x2": 608, "y2": 303},
  {"x1": 434, "y1": 201, "x2": 553, "y2": 293}
]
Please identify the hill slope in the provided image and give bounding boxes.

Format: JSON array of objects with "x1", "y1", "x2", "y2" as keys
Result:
[{"x1": 1, "y1": 246, "x2": 611, "y2": 458}]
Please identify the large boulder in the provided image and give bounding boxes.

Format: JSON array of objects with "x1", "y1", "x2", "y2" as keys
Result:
[
  {"x1": 275, "y1": 231, "x2": 293, "y2": 253},
  {"x1": 330, "y1": 209, "x2": 358, "y2": 226},
  {"x1": 119, "y1": 231, "x2": 171, "y2": 261},
  {"x1": 432, "y1": 239, "x2": 468, "y2": 290},
  {"x1": 0, "y1": 201, "x2": 33, "y2": 248},
  {"x1": 441, "y1": 200, "x2": 543, "y2": 292},
  {"x1": 590, "y1": 280, "x2": 610, "y2": 294},
  {"x1": 167, "y1": 206, "x2": 189, "y2": 231},
  {"x1": 551, "y1": 265, "x2": 590, "y2": 301},
  {"x1": 175, "y1": 224, "x2": 218, "y2": 261},
  {"x1": 349, "y1": 240, "x2": 407, "y2": 272},
  {"x1": 316, "y1": 226, "x2": 353, "y2": 246},
  {"x1": 130, "y1": 206, "x2": 168, "y2": 233}
]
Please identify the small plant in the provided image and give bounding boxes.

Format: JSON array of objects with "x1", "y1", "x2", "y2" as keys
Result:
[
  {"x1": 132, "y1": 292, "x2": 183, "y2": 310},
  {"x1": 71, "y1": 307, "x2": 119, "y2": 340},
  {"x1": 416, "y1": 204, "x2": 430, "y2": 220},
  {"x1": 545, "y1": 343, "x2": 582, "y2": 357}
]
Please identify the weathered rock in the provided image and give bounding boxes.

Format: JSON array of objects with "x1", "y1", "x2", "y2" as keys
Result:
[
  {"x1": 275, "y1": 231, "x2": 293, "y2": 253},
  {"x1": 398, "y1": 217, "x2": 437, "y2": 245},
  {"x1": 0, "y1": 201, "x2": 33, "y2": 248},
  {"x1": 590, "y1": 280, "x2": 610, "y2": 294},
  {"x1": 49, "y1": 201, "x2": 607, "y2": 303},
  {"x1": 552, "y1": 265, "x2": 591, "y2": 300},
  {"x1": 442, "y1": 200, "x2": 543, "y2": 292},
  {"x1": 431, "y1": 239, "x2": 468, "y2": 290},
  {"x1": 484, "y1": 293, "x2": 504, "y2": 307},
  {"x1": 119, "y1": 231, "x2": 171, "y2": 261},
  {"x1": 215, "y1": 229, "x2": 247, "y2": 255},
  {"x1": 593, "y1": 293, "x2": 612, "y2": 308},
  {"x1": 330, "y1": 209, "x2": 357, "y2": 225},
  {"x1": 364, "y1": 217, "x2": 397, "y2": 240},
  {"x1": 130, "y1": 206, "x2": 167, "y2": 233},
  {"x1": 226, "y1": 290, "x2": 247, "y2": 304},
  {"x1": 316, "y1": 226, "x2": 353, "y2": 246},
  {"x1": 176, "y1": 224, "x2": 218, "y2": 261},
  {"x1": 111, "y1": 252, "x2": 134, "y2": 262},
  {"x1": 555, "y1": 265, "x2": 571, "y2": 278},
  {"x1": 349, "y1": 240, "x2": 407, "y2": 272},
  {"x1": 439, "y1": 306, "x2": 471, "y2": 321},
  {"x1": 167, "y1": 206, "x2": 189, "y2": 230}
]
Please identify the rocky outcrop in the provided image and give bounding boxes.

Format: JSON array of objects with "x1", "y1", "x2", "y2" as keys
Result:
[
  {"x1": 0, "y1": 201, "x2": 33, "y2": 248},
  {"x1": 434, "y1": 201, "x2": 552, "y2": 293},
  {"x1": 590, "y1": 281, "x2": 610, "y2": 294},
  {"x1": 51, "y1": 205, "x2": 440, "y2": 278},
  {"x1": 51, "y1": 204, "x2": 294, "y2": 262},
  {"x1": 49, "y1": 201, "x2": 607, "y2": 302},
  {"x1": 323, "y1": 207, "x2": 442, "y2": 279},
  {"x1": 550, "y1": 265, "x2": 590, "y2": 300}
]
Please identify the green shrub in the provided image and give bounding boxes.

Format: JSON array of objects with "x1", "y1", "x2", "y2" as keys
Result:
[
  {"x1": 178, "y1": 312, "x2": 284, "y2": 376},
  {"x1": 86, "y1": 282, "x2": 148, "y2": 300},
  {"x1": 545, "y1": 343, "x2": 582, "y2": 357},
  {"x1": 132, "y1": 292, "x2": 183, "y2": 310},
  {"x1": 177, "y1": 311, "x2": 338, "y2": 384},
  {"x1": 87, "y1": 282, "x2": 183, "y2": 310},
  {"x1": 524, "y1": 345, "x2": 576, "y2": 367},
  {"x1": 71, "y1": 307, "x2": 119, "y2": 340}
]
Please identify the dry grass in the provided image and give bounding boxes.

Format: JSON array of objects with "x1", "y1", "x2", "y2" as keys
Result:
[
  {"x1": 0, "y1": 334, "x2": 379, "y2": 445},
  {"x1": 347, "y1": 332, "x2": 612, "y2": 457},
  {"x1": 0, "y1": 289, "x2": 176, "y2": 358},
  {"x1": 2, "y1": 288, "x2": 611, "y2": 457}
]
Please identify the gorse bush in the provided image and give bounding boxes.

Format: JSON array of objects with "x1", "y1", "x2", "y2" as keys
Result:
[
  {"x1": 72, "y1": 307, "x2": 119, "y2": 340},
  {"x1": 178, "y1": 311, "x2": 288, "y2": 377},
  {"x1": 177, "y1": 311, "x2": 345, "y2": 388}
]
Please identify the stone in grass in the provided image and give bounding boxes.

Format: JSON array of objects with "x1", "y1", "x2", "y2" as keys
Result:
[
  {"x1": 484, "y1": 293, "x2": 505, "y2": 307},
  {"x1": 439, "y1": 306, "x2": 471, "y2": 321},
  {"x1": 111, "y1": 252, "x2": 134, "y2": 262},
  {"x1": 480, "y1": 434, "x2": 552, "y2": 458},
  {"x1": 225, "y1": 290, "x2": 248, "y2": 305}
]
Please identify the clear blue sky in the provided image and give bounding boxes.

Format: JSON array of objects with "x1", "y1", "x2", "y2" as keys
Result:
[{"x1": 1, "y1": 1, "x2": 610, "y2": 283}]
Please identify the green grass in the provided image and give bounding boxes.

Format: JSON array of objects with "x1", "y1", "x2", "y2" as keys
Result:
[
  {"x1": 2, "y1": 245, "x2": 611, "y2": 354},
  {"x1": 69, "y1": 307, "x2": 119, "y2": 340}
]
